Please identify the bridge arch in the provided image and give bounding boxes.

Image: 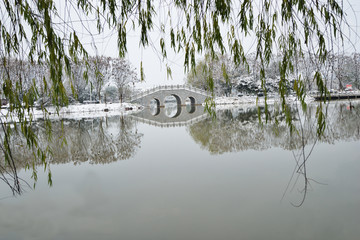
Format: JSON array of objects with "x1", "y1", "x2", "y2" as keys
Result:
[
  {"x1": 186, "y1": 103, "x2": 196, "y2": 113},
  {"x1": 186, "y1": 96, "x2": 196, "y2": 105},
  {"x1": 165, "y1": 94, "x2": 181, "y2": 105},
  {"x1": 131, "y1": 85, "x2": 210, "y2": 107},
  {"x1": 150, "y1": 98, "x2": 160, "y2": 116}
]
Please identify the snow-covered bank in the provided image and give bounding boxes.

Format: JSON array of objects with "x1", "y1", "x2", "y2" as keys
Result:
[
  {"x1": 214, "y1": 95, "x2": 315, "y2": 109},
  {"x1": 48, "y1": 102, "x2": 143, "y2": 120},
  {"x1": 1, "y1": 102, "x2": 143, "y2": 122},
  {"x1": 214, "y1": 94, "x2": 360, "y2": 111}
]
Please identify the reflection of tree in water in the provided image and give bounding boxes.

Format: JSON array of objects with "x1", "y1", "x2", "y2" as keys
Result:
[
  {"x1": 91, "y1": 119, "x2": 117, "y2": 163},
  {"x1": 189, "y1": 101, "x2": 360, "y2": 206},
  {"x1": 69, "y1": 120, "x2": 92, "y2": 164},
  {"x1": 54, "y1": 116, "x2": 142, "y2": 165},
  {"x1": 1, "y1": 116, "x2": 143, "y2": 169},
  {"x1": 188, "y1": 102, "x2": 360, "y2": 154},
  {"x1": 1, "y1": 114, "x2": 143, "y2": 195},
  {"x1": 88, "y1": 116, "x2": 143, "y2": 164},
  {"x1": 326, "y1": 102, "x2": 360, "y2": 141},
  {"x1": 0, "y1": 124, "x2": 32, "y2": 194},
  {"x1": 115, "y1": 116, "x2": 142, "y2": 160},
  {"x1": 188, "y1": 106, "x2": 299, "y2": 154},
  {"x1": 286, "y1": 101, "x2": 360, "y2": 206}
]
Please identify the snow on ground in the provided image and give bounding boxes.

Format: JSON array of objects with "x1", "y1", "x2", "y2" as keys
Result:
[
  {"x1": 0, "y1": 102, "x2": 143, "y2": 122},
  {"x1": 214, "y1": 95, "x2": 315, "y2": 110},
  {"x1": 50, "y1": 102, "x2": 143, "y2": 119}
]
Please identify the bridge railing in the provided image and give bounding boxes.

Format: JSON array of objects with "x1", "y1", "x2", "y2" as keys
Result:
[{"x1": 130, "y1": 84, "x2": 210, "y2": 101}]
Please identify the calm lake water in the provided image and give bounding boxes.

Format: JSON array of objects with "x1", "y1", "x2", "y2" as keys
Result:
[{"x1": 0, "y1": 101, "x2": 359, "y2": 240}]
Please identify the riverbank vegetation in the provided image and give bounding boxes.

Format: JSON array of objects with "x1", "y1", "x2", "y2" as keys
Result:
[
  {"x1": 0, "y1": 57, "x2": 139, "y2": 106},
  {"x1": 187, "y1": 52, "x2": 360, "y2": 97}
]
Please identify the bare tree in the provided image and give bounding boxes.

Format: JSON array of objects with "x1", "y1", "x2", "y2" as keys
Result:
[
  {"x1": 88, "y1": 56, "x2": 110, "y2": 103},
  {"x1": 110, "y1": 59, "x2": 138, "y2": 103}
]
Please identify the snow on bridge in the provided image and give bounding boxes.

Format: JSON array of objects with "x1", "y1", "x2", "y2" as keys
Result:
[{"x1": 130, "y1": 85, "x2": 211, "y2": 107}]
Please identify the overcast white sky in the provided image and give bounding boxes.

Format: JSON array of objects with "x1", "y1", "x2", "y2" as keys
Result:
[{"x1": 58, "y1": 0, "x2": 360, "y2": 90}]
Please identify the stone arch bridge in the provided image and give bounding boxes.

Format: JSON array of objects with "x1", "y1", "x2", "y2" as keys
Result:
[{"x1": 131, "y1": 85, "x2": 210, "y2": 107}]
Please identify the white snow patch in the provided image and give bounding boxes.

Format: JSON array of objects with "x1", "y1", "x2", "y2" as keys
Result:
[
  {"x1": 0, "y1": 102, "x2": 143, "y2": 122},
  {"x1": 214, "y1": 95, "x2": 315, "y2": 110}
]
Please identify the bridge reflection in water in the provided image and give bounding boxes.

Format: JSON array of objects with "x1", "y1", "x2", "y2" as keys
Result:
[{"x1": 129, "y1": 104, "x2": 209, "y2": 127}]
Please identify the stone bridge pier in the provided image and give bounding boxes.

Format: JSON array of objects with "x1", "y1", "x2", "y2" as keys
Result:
[{"x1": 131, "y1": 85, "x2": 210, "y2": 107}]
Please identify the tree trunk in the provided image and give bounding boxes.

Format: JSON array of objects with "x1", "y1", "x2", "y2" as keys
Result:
[{"x1": 118, "y1": 87, "x2": 123, "y2": 104}]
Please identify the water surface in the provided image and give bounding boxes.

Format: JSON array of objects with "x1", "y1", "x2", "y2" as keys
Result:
[{"x1": 0, "y1": 102, "x2": 359, "y2": 240}]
